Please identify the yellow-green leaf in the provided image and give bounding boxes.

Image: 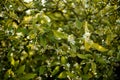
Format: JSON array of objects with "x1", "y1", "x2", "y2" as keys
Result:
[
  {"x1": 91, "y1": 62, "x2": 97, "y2": 75},
  {"x1": 84, "y1": 40, "x2": 92, "y2": 51},
  {"x1": 52, "y1": 66, "x2": 60, "y2": 76},
  {"x1": 77, "y1": 54, "x2": 88, "y2": 59},
  {"x1": 11, "y1": 57, "x2": 15, "y2": 66},
  {"x1": 4, "y1": 69, "x2": 14, "y2": 79},
  {"x1": 61, "y1": 56, "x2": 67, "y2": 64},
  {"x1": 92, "y1": 42, "x2": 108, "y2": 52},
  {"x1": 53, "y1": 30, "x2": 68, "y2": 39},
  {"x1": 58, "y1": 71, "x2": 67, "y2": 79}
]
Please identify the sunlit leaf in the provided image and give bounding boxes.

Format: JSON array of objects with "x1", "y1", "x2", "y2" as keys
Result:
[
  {"x1": 53, "y1": 30, "x2": 68, "y2": 39},
  {"x1": 92, "y1": 42, "x2": 108, "y2": 52},
  {"x1": 91, "y1": 62, "x2": 97, "y2": 75},
  {"x1": 11, "y1": 57, "x2": 15, "y2": 66},
  {"x1": 84, "y1": 40, "x2": 92, "y2": 51},
  {"x1": 21, "y1": 16, "x2": 33, "y2": 24},
  {"x1": 66, "y1": 72, "x2": 76, "y2": 78},
  {"x1": 77, "y1": 54, "x2": 88, "y2": 59},
  {"x1": 4, "y1": 69, "x2": 15, "y2": 79},
  {"x1": 0, "y1": 0, "x2": 119, "y2": 80},
  {"x1": 52, "y1": 66, "x2": 60, "y2": 76},
  {"x1": 58, "y1": 71, "x2": 67, "y2": 79},
  {"x1": 61, "y1": 56, "x2": 67, "y2": 64}
]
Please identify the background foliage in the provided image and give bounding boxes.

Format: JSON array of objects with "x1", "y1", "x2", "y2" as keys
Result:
[{"x1": 0, "y1": 0, "x2": 120, "y2": 80}]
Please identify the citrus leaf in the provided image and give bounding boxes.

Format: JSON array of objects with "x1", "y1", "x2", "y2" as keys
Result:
[
  {"x1": 77, "y1": 54, "x2": 88, "y2": 59},
  {"x1": 91, "y1": 62, "x2": 97, "y2": 74},
  {"x1": 39, "y1": 66, "x2": 46, "y2": 75},
  {"x1": 20, "y1": 73, "x2": 36, "y2": 80},
  {"x1": 61, "y1": 56, "x2": 67, "y2": 64},
  {"x1": 75, "y1": 20, "x2": 82, "y2": 29},
  {"x1": 58, "y1": 71, "x2": 67, "y2": 79},
  {"x1": 92, "y1": 42, "x2": 108, "y2": 52},
  {"x1": 53, "y1": 30, "x2": 68, "y2": 39},
  {"x1": 84, "y1": 40, "x2": 92, "y2": 51},
  {"x1": 11, "y1": 57, "x2": 15, "y2": 66},
  {"x1": 52, "y1": 66, "x2": 60, "y2": 76},
  {"x1": 15, "y1": 65, "x2": 25, "y2": 74},
  {"x1": 105, "y1": 34, "x2": 116, "y2": 45}
]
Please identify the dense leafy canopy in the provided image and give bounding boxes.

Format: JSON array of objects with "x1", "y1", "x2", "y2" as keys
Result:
[{"x1": 0, "y1": 0, "x2": 120, "y2": 80}]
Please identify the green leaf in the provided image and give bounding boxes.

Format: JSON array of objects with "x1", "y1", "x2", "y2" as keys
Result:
[
  {"x1": 39, "y1": 37, "x2": 47, "y2": 47},
  {"x1": 4, "y1": 69, "x2": 14, "y2": 79},
  {"x1": 39, "y1": 66, "x2": 46, "y2": 75},
  {"x1": 52, "y1": 66, "x2": 60, "y2": 76},
  {"x1": 92, "y1": 42, "x2": 108, "y2": 52},
  {"x1": 77, "y1": 54, "x2": 88, "y2": 59},
  {"x1": 58, "y1": 71, "x2": 67, "y2": 79},
  {"x1": 0, "y1": 30, "x2": 6, "y2": 40},
  {"x1": 81, "y1": 74, "x2": 93, "y2": 80},
  {"x1": 84, "y1": 40, "x2": 92, "y2": 51},
  {"x1": 83, "y1": 63, "x2": 91, "y2": 74},
  {"x1": 91, "y1": 62, "x2": 97, "y2": 74},
  {"x1": 96, "y1": 57, "x2": 106, "y2": 64},
  {"x1": 53, "y1": 30, "x2": 68, "y2": 39},
  {"x1": 105, "y1": 34, "x2": 116, "y2": 45},
  {"x1": 10, "y1": 57, "x2": 15, "y2": 66},
  {"x1": 15, "y1": 65, "x2": 25, "y2": 74},
  {"x1": 75, "y1": 20, "x2": 82, "y2": 29},
  {"x1": 17, "y1": 27, "x2": 28, "y2": 35},
  {"x1": 66, "y1": 72, "x2": 76, "y2": 78},
  {"x1": 69, "y1": 51, "x2": 77, "y2": 57},
  {"x1": 20, "y1": 73, "x2": 36, "y2": 80},
  {"x1": 61, "y1": 56, "x2": 67, "y2": 64}
]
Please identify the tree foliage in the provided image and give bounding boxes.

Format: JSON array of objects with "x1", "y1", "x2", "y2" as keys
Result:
[{"x1": 0, "y1": 0, "x2": 120, "y2": 80}]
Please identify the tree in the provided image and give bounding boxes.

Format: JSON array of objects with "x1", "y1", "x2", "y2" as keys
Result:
[{"x1": 0, "y1": 0, "x2": 120, "y2": 80}]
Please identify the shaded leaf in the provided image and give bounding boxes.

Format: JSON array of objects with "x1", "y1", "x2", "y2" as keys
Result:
[
  {"x1": 20, "y1": 73, "x2": 36, "y2": 80},
  {"x1": 15, "y1": 65, "x2": 25, "y2": 74},
  {"x1": 83, "y1": 63, "x2": 91, "y2": 74},
  {"x1": 75, "y1": 19, "x2": 82, "y2": 29},
  {"x1": 39, "y1": 66, "x2": 46, "y2": 75},
  {"x1": 105, "y1": 33, "x2": 116, "y2": 45}
]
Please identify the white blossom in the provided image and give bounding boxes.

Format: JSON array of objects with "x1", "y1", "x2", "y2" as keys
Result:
[
  {"x1": 26, "y1": 10, "x2": 31, "y2": 15},
  {"x1": 68, "y1": 34, "x2": 75, "y2": 45},
  {"x1": 66, "y1": 63, "x2": 70, "y2": 68},
  {"x1": 57, "y1": 28, "x2": 63, "y2": 32},
  {"x1": 24, "y1": 0, "x2": 32, "y2": 3},
  {"x1": 83, "y1": 32, "x2": 91, "y2": 39},
  {"x1": 80, "y1": 46, "x2": 85, "y2": 50},
  {"x1": 16, "y1": 32, "x2": 23, "y2": 36},
  {"x1": 41, "y1": 0, "x2": 46, "y2": 6}
]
